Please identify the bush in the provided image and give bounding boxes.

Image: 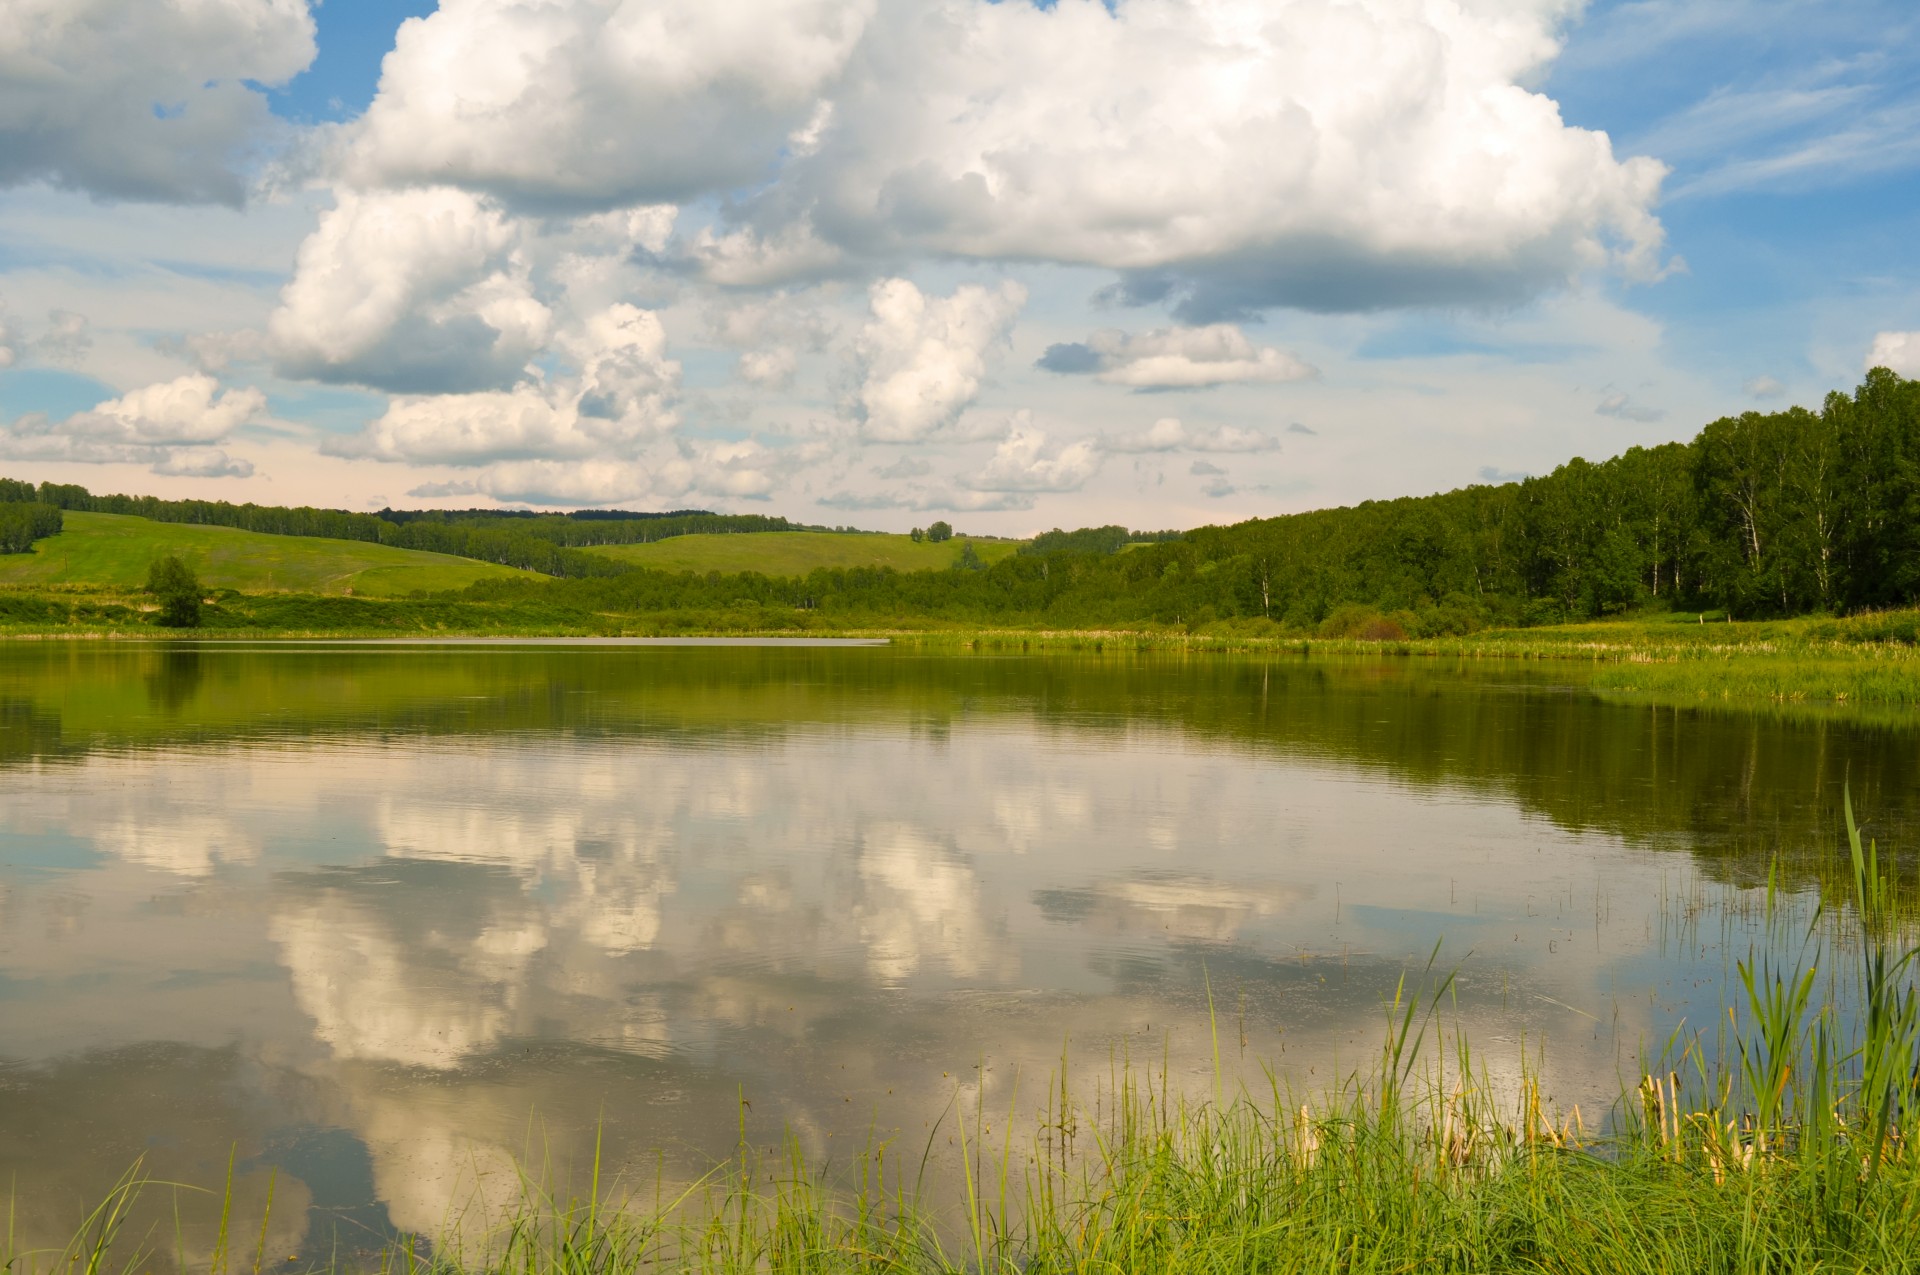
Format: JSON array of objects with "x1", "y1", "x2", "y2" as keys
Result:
[
  {"x1": 1316, "y1": 603, "x2": 1411, "y2": 642},
  {"x1": 146, "y1": 555, "x2": 203, "y2": 628},
  {"x1": 0, "y1": 502, "x2": 62, "y2": 554},
  {"x1": 926, "y1": 520, "x2": 953, "y2": 543}
]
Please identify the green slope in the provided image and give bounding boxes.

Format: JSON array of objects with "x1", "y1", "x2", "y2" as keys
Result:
[
  {"x1": 0, "y1": 511, "x2": 540, "y2": 596},
  {"x1": 580, "y1": 530, "x2": 1021, "y2": 576}
]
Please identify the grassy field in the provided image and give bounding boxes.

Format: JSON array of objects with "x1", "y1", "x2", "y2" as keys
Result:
[
  {"x1": 579, "y1": 530, "x2": 1021, "y2": 576},
  {"x1": 0, "y1": 512, "x2": 538, "y2": 596}
]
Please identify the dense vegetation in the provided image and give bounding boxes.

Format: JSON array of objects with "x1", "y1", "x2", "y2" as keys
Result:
[
  {"x1": 0, "y1": 499, "x2": 60, "y2": 553},
  {"x1": 470, "y1": 368, "x2": 1920, "y2": 632},
  {"x1": 1020, "y1": 525, "x2": 1183, "y2": 556}
]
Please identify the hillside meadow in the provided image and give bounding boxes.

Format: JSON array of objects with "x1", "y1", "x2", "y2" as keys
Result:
[
  {"x1": 0, "y1": 512, "x2": 537, "y2": 596},
  {"x1": 579, "y1": 529, "x2": 1020, "y2": 575}
]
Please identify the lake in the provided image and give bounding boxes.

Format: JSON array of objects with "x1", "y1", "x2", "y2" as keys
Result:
[{"x1": 1, "y1": 642, "x2": 1912, "y2": 1264}]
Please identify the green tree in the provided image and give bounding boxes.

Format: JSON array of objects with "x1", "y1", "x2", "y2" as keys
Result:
[
  {"x1": 954, "y1": 540, "x2": 984, "y2": 570},
  {"x1": 146, "y1": 555, "x2": 204, "y2": 628},
  {"x1": 926, "y1": 521, "x2": 953, "y2": 543},
  {"x1": 0, "y1": 502, "x2": 61, "y2": 553},
  {"x1": 910, "y1": 527, "x2": 924, "y2": 543}
]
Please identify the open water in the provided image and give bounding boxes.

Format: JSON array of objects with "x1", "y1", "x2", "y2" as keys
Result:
[{"x1": 1, "y1": 641, "x2": 1915, "y2": 1262}]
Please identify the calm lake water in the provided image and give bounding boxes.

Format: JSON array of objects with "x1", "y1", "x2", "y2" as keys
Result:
[{"x1": 1, "y1": 642, "x2": 1915, "y2": 1263}]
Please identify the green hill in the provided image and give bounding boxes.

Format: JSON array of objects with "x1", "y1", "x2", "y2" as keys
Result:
[
  {"x1": 579, "y1": 530, "x2": 1020, "y2": 576},
  {"x1": 0, "y1": 511, "x2": 540, "y2": 596}
]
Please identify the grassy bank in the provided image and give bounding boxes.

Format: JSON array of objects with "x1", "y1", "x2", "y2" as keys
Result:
[
  {"x1": 16, "y1": 805, "x2": 1920, "y2": 1274},
  {"x1": 6, "y1": 568, "x2": 1920, "y2": 710}
]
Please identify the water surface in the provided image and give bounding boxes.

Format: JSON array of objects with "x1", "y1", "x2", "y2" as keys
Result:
[{"x1": 0, "y1": 643, "x2": 1912, "y2": 1263}]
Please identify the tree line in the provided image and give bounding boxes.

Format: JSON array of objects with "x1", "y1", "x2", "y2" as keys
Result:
[
  {"x1": 3, "y1": 369, "x2": 1916, "y2": 629},
  {"x1": 464, "y1": 369, "x2": 1920, "y2": 631}
]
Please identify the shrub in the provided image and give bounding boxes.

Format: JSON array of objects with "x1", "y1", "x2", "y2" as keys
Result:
[
  {"x1": 0, "y1": 502, "x2": 62, "y2": 553},
  {"x1": 146, "y1": 555, "x2": 203, "y2": 628}
]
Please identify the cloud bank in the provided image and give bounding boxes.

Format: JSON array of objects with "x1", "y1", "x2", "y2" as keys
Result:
[{"x1": 0, "y1": 0, "x2": 315, "y2": 204}]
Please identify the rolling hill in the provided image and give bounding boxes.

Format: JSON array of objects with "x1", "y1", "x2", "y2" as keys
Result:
[
  {"x1": 0, "y1": 512, "x2": 541, "y2": 596},
  {"x1": 578, "y1": 530, "x2": 1021, "y2": 576}
]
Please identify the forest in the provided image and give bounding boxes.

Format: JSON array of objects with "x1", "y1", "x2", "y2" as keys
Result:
[{"x1": 1, "y1": 368, "x2": 1915, "y2": 633}]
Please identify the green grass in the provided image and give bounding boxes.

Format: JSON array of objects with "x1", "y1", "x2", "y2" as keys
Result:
[
  {"x1": 17, "y1": 803, "x2": 1920, "y2": 1274},
  {"x1": 578, "y1": 531, "x2": 1020, "y2": 577},
  {"x1": 0, "y1": 512, "x2": 539, "y2": 597}
]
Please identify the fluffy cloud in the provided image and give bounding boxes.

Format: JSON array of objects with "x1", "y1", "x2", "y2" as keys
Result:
[
  {"x1": 706, "y1": 294, "x2": 835, "y2": 391},
  {"x1": 0, "y1": 0, "x2": 315, "y2": 204},
  {"x1": 89, "y1": 374, "x2": 268, "y2": 443},
  {"x1": 347, "y1": 304, "x2": 680, "y2": 466},
  {"x1": 1867, "y1": 331, "x2": 1920, "y2": 376},
  {"x1": 270, "y1": 188, "x2": 552, "y2": 394},
  {"x1": 0, "y1": 373, "x2": 265, "y2": 475},
  {"x1": 408, "y1": 438, "x2": 808, "y2": 506},
  {"x1": 1039, "y1": 324, "x2": 1315, "y2": 389},
  {"x1": 1102, "y1": 417, "x2": 1281, "y2": 454},
  {"x1": 0, "y1": 302, "x2": 15, "y2": 369},
  {"x1": 1595, "y1": 390, "x2": 1664, "y2": 422},
  {"x1": 337, "y1": 0, "x2": 876, "y2": 209},
  {"x1": 967, "y1": 419, "x2": 1101, "y2": 493},
  {"x1": 331, "y1": 1, "x2": 1659, "y2": 317},
  {"x1": 737, "y1": 0, "x2": 1668, "y2": 315},
  {"x1": 851, "y1": 278, "x2": 1026, "y2": 441}
]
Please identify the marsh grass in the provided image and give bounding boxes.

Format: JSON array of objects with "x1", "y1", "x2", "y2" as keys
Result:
[{"x1": 13, "y1": 799, "x2": 1920, "y2": 1274}]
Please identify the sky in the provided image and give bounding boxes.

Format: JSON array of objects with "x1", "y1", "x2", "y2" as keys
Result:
[{"x1": 0, "y1": 0, "x2": 1915, "y2": 535}]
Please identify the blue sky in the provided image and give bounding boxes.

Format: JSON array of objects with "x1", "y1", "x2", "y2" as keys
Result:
[{"x1": 0, "y1": 0, "x2": 1914, "y2": 531}]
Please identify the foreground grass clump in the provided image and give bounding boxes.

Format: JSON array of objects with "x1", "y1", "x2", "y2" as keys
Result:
[{"x1": 17, "y1": 800, "x2": 1920, "y2": 1274}]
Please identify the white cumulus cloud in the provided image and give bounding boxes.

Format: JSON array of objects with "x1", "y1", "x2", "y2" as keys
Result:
[
  {"x1": 706, "y1": 294, "x2": 835, "y2": 391},
  {"x1": 347, "y1": 305, "x2": 681, "y2": 466},
  {"x1": 732, "y1": 0, "x2": 1670, "y2": 315},
  {"x1": 967, "y1": 418, "x2": 1101, "y2": 493},
  {"x1": 1102, "y1": 417, "x2": 1281, "y2": 454},
  {"x1": 90, "y1": 374, "x2": 269, "y2": 444},
  {"x1": 408, "y1": 438, "x2": 810, "y2": 507},
  {"x1": 0, "y1": 373, "x2": 266, "y2": 475},
  {"x1": 1041, "y1": 324, "x2": 1315, "y2": 389},
  {"x1": 851, "y1": 278, "x2": 1026, "y2": 442},
  {"x1": 0, "y1": 0, "x2": 315, "y2": 204},
  {"x1": 270, "y1": 187, "x2": 552, "y2": 394},
  {"x1": 322, "y1": 0, "x2": 1661, "y2": 317},
  {"x1": 1867, "y1": 331, "x2": 1920, "y2": 376},
  {"x1": 337, "y1": 0, "x2": 876, "y2": 209},
  {"x1": 1595, "y1": 390, "x2": 1664, "y2": 422}
]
